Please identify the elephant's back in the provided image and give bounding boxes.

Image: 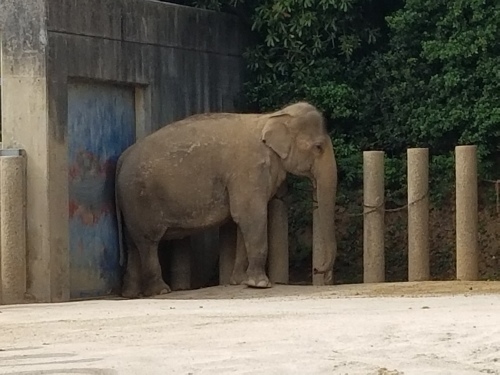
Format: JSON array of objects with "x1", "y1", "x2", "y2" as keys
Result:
[
  {"x1": 115, "y1": 117, "x2": 233, "y2": 206},
  {"x1": 114, "y1": 112, "x2": 266, "y2": 230},
  {"x1": 124, "y1": 112, "x2": 261, "y2": 167},
  {"x1": 149, "y1": 112, "x2": 260, "y2": 141},
  {"x1": 115, "y1": 126, "x2": 233, "y2": 231},
  {"x1": 116, "y1": 111, "x2": 263, "y2": 195}
]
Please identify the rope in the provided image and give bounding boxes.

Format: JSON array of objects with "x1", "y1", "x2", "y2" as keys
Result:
[
  {"x1": 344, "y1": 192, "x2": 428, "y2": 217},
  {"x1": 292, "y1": 177, "x2": 500, "y2": 217}
]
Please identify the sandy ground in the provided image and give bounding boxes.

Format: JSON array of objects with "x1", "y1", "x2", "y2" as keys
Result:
[{"x1": 1, "y1": 281, "x2": 500, "y2": 375}]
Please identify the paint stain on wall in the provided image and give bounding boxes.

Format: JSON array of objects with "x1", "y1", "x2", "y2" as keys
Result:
[{"x1": 67, "y1": 82, "x2": 135, "y2": 299}]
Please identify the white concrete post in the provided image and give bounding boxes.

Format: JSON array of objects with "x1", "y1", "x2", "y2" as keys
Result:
[
  {"x1": 0, "y1": 146, "x2": 2, "y2": 303},
  {"x1": 363, "y1": 151, "x2": 385, "y2": 283},
  {"x1": 407, "y1": 148, "x2": 430, "y2": 281},
  {"x1": 455, "y1": 145, "x2": 479, "y2": 281},
  {"x1": 0, "y1": 150, "x2": 27, "y2": 304}
]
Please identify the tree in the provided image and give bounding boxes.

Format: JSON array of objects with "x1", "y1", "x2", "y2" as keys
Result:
[{"x1": 171, "y1": 0, "x2": 500, "y2": 280}]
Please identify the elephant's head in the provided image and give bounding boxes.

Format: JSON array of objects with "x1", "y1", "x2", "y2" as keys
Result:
[{"x1": 261, "y1": 101, "x2": 337, "y2": 276}]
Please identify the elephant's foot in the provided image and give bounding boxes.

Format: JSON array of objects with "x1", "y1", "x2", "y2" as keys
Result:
[
  {"x1": 143, "y1": 279, "x2": 172, "y2": 297},
  {"x1": 121, "y1": 278, "x2": 142, "y2": 299},
  {"x1": 230, "y1": 271, "x2": 247, "y2": 285},
  {"x1": 122, "y1": 286, "x2": 141, "y2": 299},
  {"x1": 246, "y1": 274, "x2": 272, "y2": 289}
]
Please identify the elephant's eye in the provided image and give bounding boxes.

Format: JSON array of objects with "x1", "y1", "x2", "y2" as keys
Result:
[{"x1": 314, "y1": 144, "x2": 323, "y2": 153}]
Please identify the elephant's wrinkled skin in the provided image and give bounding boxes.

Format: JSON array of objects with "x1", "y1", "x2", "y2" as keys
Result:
[{"x1": 115, "y1": 102, "x2": 338, "y2": 298}]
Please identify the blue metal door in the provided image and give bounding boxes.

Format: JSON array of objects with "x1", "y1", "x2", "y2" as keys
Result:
[{"x1": 67, "y1": 82, "x2": 136, "y2": 299}]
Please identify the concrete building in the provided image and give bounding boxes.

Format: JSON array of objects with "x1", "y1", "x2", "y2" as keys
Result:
[{"x1": 0, "y1": 0, "x2": 245, "y2": 303}]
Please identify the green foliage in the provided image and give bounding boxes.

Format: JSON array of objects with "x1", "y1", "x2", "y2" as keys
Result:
[
  {"x1": 371, "y1": 0, "x2": 500, "y2": 190},
  {"x1": 186, "y1": 0, "x2": 500, "y2": 280}
]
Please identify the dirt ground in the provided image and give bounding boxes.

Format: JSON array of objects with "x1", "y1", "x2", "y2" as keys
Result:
[
  {"x1": 1, "y1": 281, "x2": 500, "y2": 375},
  {"x1": 158, "y1": 280, "x2": 500, "y2": 300}
]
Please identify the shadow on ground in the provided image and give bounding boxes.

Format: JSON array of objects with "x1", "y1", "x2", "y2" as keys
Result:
[{"x1": 145, "y1": 280, "x2": 500, "y2": 300}]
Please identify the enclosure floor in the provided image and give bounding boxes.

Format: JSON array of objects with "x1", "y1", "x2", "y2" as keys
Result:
[
  {"x1": 1, "y1": 281, "x2": 500, "y2": 375},
  {"x1": 156, "y1": 280, "x2": 500, "y2": 300}
]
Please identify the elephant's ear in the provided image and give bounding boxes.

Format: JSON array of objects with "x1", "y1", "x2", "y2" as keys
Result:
[{"x1": 261, "y1": 114, "x2": 292, "y2": 159}]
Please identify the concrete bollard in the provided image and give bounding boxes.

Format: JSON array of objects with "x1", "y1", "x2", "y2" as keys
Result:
[
  {"x1": 0, "y1": 155, "x2": 2, "y2": 304},
  {"x1": 268, "y1": 183, "x2": 289, "y2": 285},
  {"x1": 455, "y1": 145, "x2": 479, "y2": 281},
  {"x1": 0, "y1": 144, "x2": 3, "y2": 303},
  {"x1": 363, "y1": 151, "x2": 385, "y2": 283},
  {"x1": 170, "y1": 237, "x2": 191, "y2": 290},
  {"x1": 407, "y1": 148, "x2": 430, "y2": 281},
  {"x1": 0, "y1": 152, "x2": 27, "y2": 304},
  {"x1": 219, "y1": 221, "x2": 236, "y2": 285}
]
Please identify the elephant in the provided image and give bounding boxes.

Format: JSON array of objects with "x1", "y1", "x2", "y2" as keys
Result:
[{"x1": 115, "y1": 101, "x2": 338, "y2": 298}]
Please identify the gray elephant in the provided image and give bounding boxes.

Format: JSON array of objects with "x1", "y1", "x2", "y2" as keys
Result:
[{"x1": 115, "y1": 101, "x2": 338, "y2": 298}]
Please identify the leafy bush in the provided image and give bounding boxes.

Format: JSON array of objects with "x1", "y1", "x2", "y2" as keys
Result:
[{"x1": 185, "y1": 0, "x2": 500, "y2": 279}]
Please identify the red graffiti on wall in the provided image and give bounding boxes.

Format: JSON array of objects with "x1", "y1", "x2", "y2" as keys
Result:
[{"x1": 69, "y1": 150, "x2": 116, "y2": 225}]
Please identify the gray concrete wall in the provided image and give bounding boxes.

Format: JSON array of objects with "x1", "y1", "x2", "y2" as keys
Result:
[
  {"x1": 46, "y1": 0, "x2": 244, "y2": 136},
  {"x1": 0, "y1": 0, "x2": 55, "y2": 302},
  {"x1": 0, "y1": 0, "x2": 245, "y2": 302}
]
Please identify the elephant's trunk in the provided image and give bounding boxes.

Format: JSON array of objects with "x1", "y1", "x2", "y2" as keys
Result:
[{"x1": 312, "y1": 136, "x2": 337, "y2": 277}]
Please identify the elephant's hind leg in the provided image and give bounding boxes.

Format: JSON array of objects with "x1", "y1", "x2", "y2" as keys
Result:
[
  {"x1": 122, "y1": 234, "x2": 142, "y2": 298},
  {"x1": 136, "y1": 236, "x2": 171, "y2": 297}
]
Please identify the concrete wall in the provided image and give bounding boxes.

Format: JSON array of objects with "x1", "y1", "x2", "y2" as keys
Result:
[{"x1": 0, "y1": 0, "x2": 245, "y2": 302}]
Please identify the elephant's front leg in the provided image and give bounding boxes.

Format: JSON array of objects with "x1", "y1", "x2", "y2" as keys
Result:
[{"x1": 231, "y1": 201, "x2": 271, "y2": 289}]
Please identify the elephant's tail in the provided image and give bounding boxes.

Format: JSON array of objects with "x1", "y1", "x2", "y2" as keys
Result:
[{"x1": 115, "y1": 152, "x2": 127, "y2": 268}]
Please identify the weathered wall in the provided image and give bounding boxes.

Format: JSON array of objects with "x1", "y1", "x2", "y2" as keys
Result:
[
  {"x1": 0, "y1": 0, "x2": 245, "y2": 302},
  {"x1": 0, "y1": 0, "x2": 55, "y2": 302},
  {"x1": 46, "y1": 0, "x2": 244, "y2": 137}
]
